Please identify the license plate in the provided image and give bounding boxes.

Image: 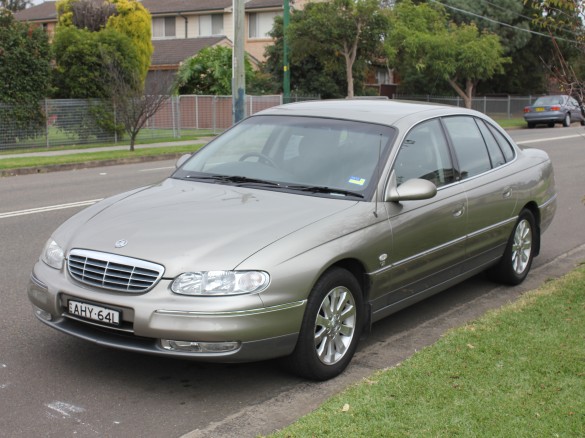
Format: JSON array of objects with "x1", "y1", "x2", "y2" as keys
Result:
[
  {"x1": 535, "y1": 107, "x2": 545, "y2": 112},
  {"x1": 68, "y1": 300, "x2": 120, "y2": 326}
]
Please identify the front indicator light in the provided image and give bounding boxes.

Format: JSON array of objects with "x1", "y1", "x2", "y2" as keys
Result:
[
  {"x1": 160, "y1": 340, "x2": 240, "y2": 353},
  {"x1": 41, "y1": 239, "x2": 65, "y2": 270}
]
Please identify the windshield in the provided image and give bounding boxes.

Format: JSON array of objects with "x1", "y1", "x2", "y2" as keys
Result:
[{"x1": 172, "y1": 115, "x2": 396, "y2": 200}]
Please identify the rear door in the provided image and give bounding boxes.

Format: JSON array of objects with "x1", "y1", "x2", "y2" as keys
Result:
[{"x1": 442, "y1": 116, "x2": 518, "y2": 269}]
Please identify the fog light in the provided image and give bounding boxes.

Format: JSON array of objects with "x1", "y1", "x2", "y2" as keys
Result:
[
  {"x1": 33, "y1": 306, "x2": 53, "y2": 321},
  {"x1": 160, "y1": 339, "x2": 240, "y2": 353}
]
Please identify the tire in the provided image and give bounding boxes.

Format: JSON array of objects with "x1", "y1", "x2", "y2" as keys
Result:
[
  {"x1": 527, "y1": 122, "x2": 535, "y2": 129},
  {"x1": 489, "y1": 209, "x2": 536, "y2": 285},
  {"x1": 284, "y1": 267, "x2": 363, "y2": 380},
  {"x1": 580, "y1": 119, "x2": 585, "y2": 126},
  {"x1": 547, "y1": 122, "x2": 555, "y2": 128},
  {"x1": 563, "y1": 113, "x2": 571, "y2": 127}
]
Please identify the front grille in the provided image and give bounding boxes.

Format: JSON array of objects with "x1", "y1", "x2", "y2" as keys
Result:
[{"x1": 68, "y1": 249, "x2": 164, "y2": 293}]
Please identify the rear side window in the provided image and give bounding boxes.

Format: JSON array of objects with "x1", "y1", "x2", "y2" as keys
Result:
[
  {"x1": 442, "y1": 116, "x2": 491, "y2": 179},
  {"x1": 476, "y1": 119, "x2": 505, "y2": 167},
  {"x1": 487, "y1": 124, "x2": 516, "y2": 162}
]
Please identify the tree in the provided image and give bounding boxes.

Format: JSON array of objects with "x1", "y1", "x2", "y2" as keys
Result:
[
  {"x1": 441, "y1": 0, "x2": 531, "y2": 52},
  {"x1": 102, "y1": 61, "x2": 174, "y2": 151},
  {"x1": 0, "y1": 9, "x2": 51, "y2": 145},
  {"x1": 439, "y1": 0, "x2": 544, "y2": 95},
  {"x1": 52, "y1": 0, "x2": 153, "y2": 147},
  {"x1": 525, "y1": 0, "x2": 585, "y2": 107},
  {"x1": 264, "y1": 14, "x2": 348, "y2": 98},
  {"x1": 286, "y1": 0, "x2": 388, "y2": 98},
  {"x1": 52, "y1": 26, "x2": 141, "y2": 99},
  {"x1": 176, "y1": 45, "x2": 271, "y2": 95},
  {"x1": 55, "y1": 0, "x2": 152, "y2": 87},
  {"x1": 386, "y1": 0, "x2": 509, "y2": 108},
  {"x1": 0, "y1": 0, "x2": 31, "y2": 12}
]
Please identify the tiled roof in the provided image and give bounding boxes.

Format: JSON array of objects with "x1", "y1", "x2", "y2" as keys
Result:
[
  {"x1": 245, "y1": 0, "x2": 283, "y2": 9},
  {"x1": 151, "y1": 37, "x2": 231, "y2": 66},
  {"x1": 141, "y1": 0, "x2": 232, "y2": 15},
  {"x1": 13, "y1": 1, "x2": 57, "y2": 21},
  {"x1": 13, "y1": 0, "x2": 284, "y2": 22}
]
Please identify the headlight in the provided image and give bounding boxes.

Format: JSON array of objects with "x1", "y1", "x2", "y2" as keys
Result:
[
  {"x1": 171, "y1": 271, "x2": 270, "y2": 296},
  {"x1": 41, "y1": 239, "x2": 65, "y2": 270}
]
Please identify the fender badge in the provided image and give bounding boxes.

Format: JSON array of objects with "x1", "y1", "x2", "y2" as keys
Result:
[{"x1": 115, "y1": 239, "x2": 128, "y2": 248}]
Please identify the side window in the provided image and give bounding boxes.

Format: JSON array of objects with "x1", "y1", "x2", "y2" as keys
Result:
[
  {"x1": 393, "y1": 119, "x2": 455, "y2": 187},
  {"x1": 476, "y1": 119, "x2": 505, "y2": 168},
  {"x1": 442, "y1": 116, "x2": 491, "y2": 179},
  {"x1": 487, "y1": 124, "x2": 516, "y2": 162}
]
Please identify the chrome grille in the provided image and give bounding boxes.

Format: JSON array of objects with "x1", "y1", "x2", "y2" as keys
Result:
[{"x1": 68, "y1": 249, "x2": 164, "y2": 293}]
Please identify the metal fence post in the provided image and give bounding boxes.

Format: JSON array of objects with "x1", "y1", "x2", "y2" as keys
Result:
[
  {"x1": 176, "y1": 96, "x2": 181, "y2": 139},
  {"x1": 195, "y1": 95, "x2": 199, "y2": 130},
  {"x1": 45, "y1": 99, "x2": 50, "y2": 148},
  {"x1": 212, "y1": 96, "x2": 217, "y2": 134}
]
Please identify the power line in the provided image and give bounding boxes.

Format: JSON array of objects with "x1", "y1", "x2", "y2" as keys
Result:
[{"x1": 430, "y1": 0, "x2": 579, "y2": 44}]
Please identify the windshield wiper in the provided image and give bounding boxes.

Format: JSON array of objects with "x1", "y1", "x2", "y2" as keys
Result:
[
  {"x1": 183, "y1": 174, "x2": 282, "y2": 187},
  {"x1": 285, "y1": 184, "x2": 364, "y2": 199}
]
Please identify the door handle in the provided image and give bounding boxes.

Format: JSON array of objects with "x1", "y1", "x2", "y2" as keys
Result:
[
  {"x1": 452, "y1": 204, "x2": 465, "y2": 217},
  {"x1": 502, "y1": 187, "x2": 512, "y2": 199}
]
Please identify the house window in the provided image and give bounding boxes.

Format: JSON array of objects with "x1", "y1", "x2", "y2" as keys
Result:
[
  {"x1": 199, "y1": 14, "x2": 224, "y2": 36},
  {"x1": 153, "y1": 17, "x2": 176, "y2": 38},
  {"x1": 248, "y1": 12, "x2": 278, "y2": 39}
]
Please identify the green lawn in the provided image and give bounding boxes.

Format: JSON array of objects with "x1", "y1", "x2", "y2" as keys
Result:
[
  {"x1": 0, "y1": 144, "x2": 204, "y2": 171},
  {"x1": 271, "y1": 265, "x2": 585, "y2": 437}
]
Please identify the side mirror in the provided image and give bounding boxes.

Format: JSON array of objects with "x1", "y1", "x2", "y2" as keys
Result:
[
  {"x1": 175, "y1": 154, "x2": 192, "y2": 169},
  {"x1": 385, "y1": 171, "x2": 437, "y2": 202}
]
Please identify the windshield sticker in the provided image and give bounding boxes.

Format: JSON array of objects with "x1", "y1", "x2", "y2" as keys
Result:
[{"x1": 348, "y1": 176, "x2": 366, "y2": 186}]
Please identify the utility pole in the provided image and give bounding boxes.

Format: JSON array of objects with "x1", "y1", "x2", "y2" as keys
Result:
[
  {"x1": 283, "y1": 0, "x2": 290, "y2": 102},
  {"x1": 233, "y1": 0, "x2": 245, "y2": 123}
]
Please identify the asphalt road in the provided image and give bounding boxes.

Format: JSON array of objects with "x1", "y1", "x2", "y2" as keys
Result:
[{"x1": 1, "y1": 127, "x2": 584, "y2": 437}]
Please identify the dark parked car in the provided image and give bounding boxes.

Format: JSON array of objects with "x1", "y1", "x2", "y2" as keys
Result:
[
  {"x1": 523, "y1": 95, "x2": 585, "y2": 128},
  {"x1": 28, "y1": 100, "x2": 557, "y2": 380}
]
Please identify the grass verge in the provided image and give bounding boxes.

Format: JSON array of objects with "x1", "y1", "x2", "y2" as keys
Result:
[
  {"x1": 0, "y1": 144, "x2": 204, "y2": 171},
  {"x1": 494, "y1": 117, "x2": 526, "y2": 129},
  {"x1": 271, "y1": 265, "x2": 585, "y2": 437}
]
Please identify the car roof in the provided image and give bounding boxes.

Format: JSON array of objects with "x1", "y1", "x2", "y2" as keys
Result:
[{"x1": 255, "y1": 99, "x2": 484, "y2": 127}]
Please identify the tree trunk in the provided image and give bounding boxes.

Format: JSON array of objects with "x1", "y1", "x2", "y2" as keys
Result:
[
  {"x1": 345, "y1": 52, "x2": 354, "y2": 99},
  {"x1": 447, "y1": 77, "x2": 474, "y2": 109},
  {"x1": 129, "y1": 132, "x2": 137, "y2": 151}
]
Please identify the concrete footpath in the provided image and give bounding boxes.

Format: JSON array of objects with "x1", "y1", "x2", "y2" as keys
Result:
[{"x1": 0, "y1": 138, "x2": 213, "y2": 177}]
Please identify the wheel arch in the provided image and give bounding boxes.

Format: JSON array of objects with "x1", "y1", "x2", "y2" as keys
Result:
[
  {"x1": 327, "y1": 258, "x2": 372, "y2": 330},
  {"x1": 520, "y1": 201, "x2": 541, "y2": 256}
]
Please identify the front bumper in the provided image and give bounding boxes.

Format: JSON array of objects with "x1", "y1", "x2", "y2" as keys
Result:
[{"x1": 28, "y1": 262, "x2": 305, "y2": 362}]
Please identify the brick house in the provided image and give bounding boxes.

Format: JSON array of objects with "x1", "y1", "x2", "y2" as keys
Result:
[{"x1": 14, "y1": 0, "x2": 307, "y2": 73}]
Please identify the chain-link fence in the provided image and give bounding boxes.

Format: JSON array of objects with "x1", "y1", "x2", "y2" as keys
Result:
[
  {"x1": 0, "y1": 94, "x2": 318, "y2": 151},
  {"x1": 394, "y1": 94, "x2": 535, "y2": 119}
]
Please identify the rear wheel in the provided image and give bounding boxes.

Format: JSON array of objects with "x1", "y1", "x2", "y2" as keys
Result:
[
  {"x1": 284, "y1": 267, "x2": 363, "y2": 380},
  {"x1": 563, "y1": 113, "x2": 571, "y2": 127},
  {"x1": 489, "y1": 209, "x2": 536, "y2": 285}
]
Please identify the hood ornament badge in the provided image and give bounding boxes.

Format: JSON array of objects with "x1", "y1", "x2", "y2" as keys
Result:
[{"x1": 115, "y1": 239, "x2": 128, "y2": 248}]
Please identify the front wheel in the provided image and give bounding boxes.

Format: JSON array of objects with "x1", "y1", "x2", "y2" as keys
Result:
[
  {"x1": 284, "y1": 267, "x2": 363, "y2": 380},
  {"x1": 489, "y1": 209, "x2": 536, "y2": 285}
]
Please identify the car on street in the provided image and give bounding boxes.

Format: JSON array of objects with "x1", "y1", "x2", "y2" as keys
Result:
[
  {"x1": 523, "y1": 94, "x2": 585, "y2": 128},
  {"x1": 28, "y1": 100, "x2": 557, "y2": 380}
]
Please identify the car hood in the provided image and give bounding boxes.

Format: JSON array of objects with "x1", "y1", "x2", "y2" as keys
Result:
[{"x1": 60, "y1": 178, "x2": 358, "y2": 276}]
